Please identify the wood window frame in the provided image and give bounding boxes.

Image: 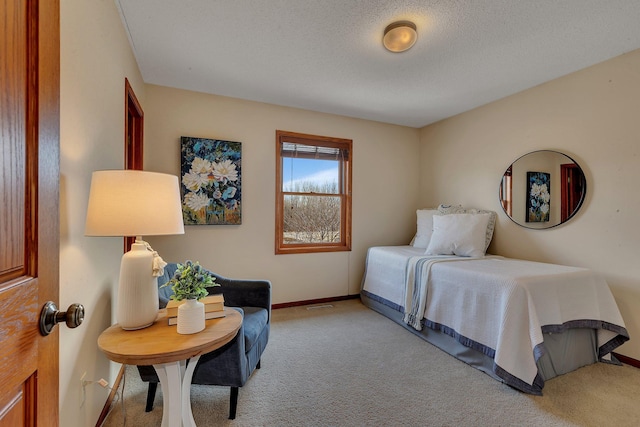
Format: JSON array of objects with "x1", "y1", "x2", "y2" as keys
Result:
[{"x1": 275, "y1": 130, "x2": 352, "y2": 255}]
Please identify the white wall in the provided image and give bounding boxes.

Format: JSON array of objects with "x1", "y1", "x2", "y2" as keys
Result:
[
  {"x1": 143, "y1": 85, "x2": 421, "y2": 304},
  {"x1": 60, "y1": 0, "x2": 145, "y2": 425},
  {"x1": 419, "y1": 48, "x2": 640, "y2": 359}
]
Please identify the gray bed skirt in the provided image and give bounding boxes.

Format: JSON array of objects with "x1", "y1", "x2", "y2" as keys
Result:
[{"x1": 360, "y1": 290, "x2": 599, "y2": 394}]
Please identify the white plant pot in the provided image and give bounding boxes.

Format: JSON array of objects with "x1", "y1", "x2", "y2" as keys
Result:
[{"x1": 177, "y1": 299, "x2": 205, "y2": 334}]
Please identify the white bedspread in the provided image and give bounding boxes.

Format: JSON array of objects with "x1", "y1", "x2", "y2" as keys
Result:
[{"x1": 361, "y1": 246, "x2": 629, "y2": 391}]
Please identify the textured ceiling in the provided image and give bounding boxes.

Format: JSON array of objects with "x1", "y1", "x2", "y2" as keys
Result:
[{"x1": 116, "y1": 0, "x2": 640, "y2": 128}]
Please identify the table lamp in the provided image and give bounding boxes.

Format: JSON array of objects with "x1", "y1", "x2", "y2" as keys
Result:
[{"x1": 85, "y1": 170, "x2": 185, "y2": 330}]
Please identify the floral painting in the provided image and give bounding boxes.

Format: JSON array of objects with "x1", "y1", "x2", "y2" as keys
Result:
[
  {"x1": 526, "y1": 171, "x2": 550, "y2": 223},
  {"x1": 180, "y1": 136, "x2": 241, "y2": 225}
]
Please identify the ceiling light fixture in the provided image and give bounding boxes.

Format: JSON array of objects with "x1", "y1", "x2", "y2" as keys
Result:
[{"x1": 383, "y1": 20, "x2": 417, "y2": 53}]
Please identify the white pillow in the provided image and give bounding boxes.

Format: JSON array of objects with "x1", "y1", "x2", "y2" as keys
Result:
[
  {"x1": 412, "y1": 209, "x2": 439, "y2": 248},
  {"x1": 437, "y1": 204, "x2": 496, "y2": 251},
  {"x1": 425, "y1": 213, "x2": 491, "y2": 257}
]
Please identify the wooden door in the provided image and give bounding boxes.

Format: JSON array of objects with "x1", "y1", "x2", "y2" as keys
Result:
[{"x1": 0, "y1": 0, "x2": 60, "y2": 425}]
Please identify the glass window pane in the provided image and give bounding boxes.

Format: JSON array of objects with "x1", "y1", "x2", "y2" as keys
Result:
[
  {"x1": 283, "y1": 195, "x2": 341, "y2": 244},
  {"x1": 282, "y1": 158, "x2": 339, "y2": 194}
]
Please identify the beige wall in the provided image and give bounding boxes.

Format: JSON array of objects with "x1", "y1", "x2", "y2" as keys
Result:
[
  {"x1": 60, "y1": 0, "x2": 144, "y2": 425},
  {"x1": 420, "y1": 48, "x2": 640, "y2": 359},
  {"x1": 144, "y1": 85, "x2": 421, "y2": 304}
]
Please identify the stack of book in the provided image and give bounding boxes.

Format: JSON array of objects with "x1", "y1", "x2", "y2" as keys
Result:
[{"x1": 166, "y1": 294, "x2": 225, "y2": 325}]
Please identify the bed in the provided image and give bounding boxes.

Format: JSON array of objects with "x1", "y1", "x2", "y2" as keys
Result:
[{"x1": 360, "y1": 206, "x2": 629, "y2": 395}]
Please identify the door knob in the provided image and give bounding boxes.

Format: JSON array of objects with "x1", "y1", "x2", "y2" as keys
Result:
[{"x1": 39, "y1": 301, "x2": 85, "y2": 336}]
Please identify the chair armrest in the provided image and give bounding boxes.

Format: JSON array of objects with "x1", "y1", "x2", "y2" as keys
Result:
[{"x1": 208, "y1": 273, "x2": 271, "y2": 321}]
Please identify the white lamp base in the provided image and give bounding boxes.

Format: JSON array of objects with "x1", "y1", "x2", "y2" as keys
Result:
[{"x1": 117, "y1": 241, "x2": 159, "y2": 330}]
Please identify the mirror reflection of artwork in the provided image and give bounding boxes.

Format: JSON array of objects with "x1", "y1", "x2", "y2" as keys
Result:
[
  {"x1": 180, "y1": 136, "x2": 242, "y2": 225},
  {"x1": 499, "y1": 150, "x2": 586, "y2": 229},
  {"x1": 526, "y1": 172, "x2": 550, "y2": 222}
]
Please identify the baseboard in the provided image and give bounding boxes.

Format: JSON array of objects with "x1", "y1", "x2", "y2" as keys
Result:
[
  {"x1": 272, "y1": 294, "x2": 359, "y2": 310},
  {"x1": 95, "y1": 364, "x2": 126, "y2": 427},
  {"x1": 613, "y1": 352, "x2": 640, "y2": 369}
]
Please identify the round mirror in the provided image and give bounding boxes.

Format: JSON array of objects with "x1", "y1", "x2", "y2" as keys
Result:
[{"x1": 499, "y1": 150, "x2": 586, "y2": 229}]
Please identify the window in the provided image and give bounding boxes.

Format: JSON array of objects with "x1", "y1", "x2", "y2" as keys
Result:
[{"x1": 275, "y1": 130, "x2": 352, "y2": 254}]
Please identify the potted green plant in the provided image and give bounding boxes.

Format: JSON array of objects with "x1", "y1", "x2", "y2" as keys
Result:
[{"x1": 163, "y1": 260, "x2": 219, "y2": 334}]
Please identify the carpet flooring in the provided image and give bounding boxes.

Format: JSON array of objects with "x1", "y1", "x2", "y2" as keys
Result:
[{"x1": 102, "y1": 299, "x2": 640, "y2": 426}]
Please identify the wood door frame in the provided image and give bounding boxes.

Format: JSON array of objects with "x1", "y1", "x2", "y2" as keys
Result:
[
  {"x1": 124, "y1": 79, "x2": 143, "y2": 252},
  {"x1": 560, "y1": 163, "x2": 582, "y2": 222},
  {"x1": 36, "y1": 0, "x2": 61, "y2": 422},
  {"x1": 125, "y1": 78, "x2": 143, "y2": 170}
]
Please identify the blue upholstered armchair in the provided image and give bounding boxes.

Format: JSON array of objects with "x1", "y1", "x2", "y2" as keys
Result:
[{"x1": 136, "y1": 263, "x2": 271, "y2": 419}]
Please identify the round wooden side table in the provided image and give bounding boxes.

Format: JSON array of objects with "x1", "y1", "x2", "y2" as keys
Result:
[{"x1": 98, "y1": 308, "x2": 242, "y2": 427}]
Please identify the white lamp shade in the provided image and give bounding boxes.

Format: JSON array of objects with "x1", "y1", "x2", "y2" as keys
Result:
[{"x1": 85, "y1": 170, "x2": 185, "y2": 237}]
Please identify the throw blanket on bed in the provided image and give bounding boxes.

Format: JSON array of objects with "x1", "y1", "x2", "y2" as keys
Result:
[
  {"x1": 361, "y1": 246, "x2": 427, "y2": 309},
  {"x1": 403, "y1": 255, "x2": 469, "y2": 329},
  {"x1": 406, "y1": 256, "x2": 628, "y2": 389}
]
